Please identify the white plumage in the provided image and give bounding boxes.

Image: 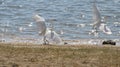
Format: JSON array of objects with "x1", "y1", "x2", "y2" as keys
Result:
[
  {"x1": 45, "y1": 28, "x2": 62, "y2": 44},
  {"x1": 33, "y1": 15, "x2": 46, "y2": 36},
  {"x1": 33, "y1": 14, "x2": 62, "y2": 45},
  {"x1": 99, "y1": 23, "x2": 112, "y2": 34},
  {"x1": 92, "y1": 1, "x2": 112, "y2": 35}
]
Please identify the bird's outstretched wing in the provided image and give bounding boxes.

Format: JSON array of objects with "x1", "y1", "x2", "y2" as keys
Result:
[
  {"x1": 33, "y1": 14, "x2": 46, "y2": 36},
  {"x1": 92, "y1": 0, "x2": 112, "y2": 35},
  {"x1": 93, "y1": 2, "x2": 101, "y2": 28}
]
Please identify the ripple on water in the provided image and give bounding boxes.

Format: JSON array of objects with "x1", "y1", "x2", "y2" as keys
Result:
[{"x1": 0, "y1": 0, "x2": 120, "y2": 44}]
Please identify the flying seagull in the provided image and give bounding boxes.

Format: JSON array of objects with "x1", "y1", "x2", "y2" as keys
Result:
[
  {"x1": 33, "y1": 14, "x2": 62, "y2": 45},
  {"x1": 92, "y1": 0, "x2": 112, "y2": 35}
]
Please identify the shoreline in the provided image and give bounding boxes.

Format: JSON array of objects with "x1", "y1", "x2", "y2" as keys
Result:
[{"x1": 0, "y1": 38, "x2": 120, "y2": 46}]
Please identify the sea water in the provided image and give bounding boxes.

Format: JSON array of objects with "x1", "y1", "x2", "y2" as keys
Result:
[{"x1": 0, "y1": 0, "x2": 120, "y2": 45}]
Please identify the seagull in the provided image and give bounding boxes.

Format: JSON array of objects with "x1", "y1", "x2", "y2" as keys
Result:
[
  {"x1": 33, "y1": 14, "x2": 62, "y2": 45},
  {"x1": 92, "y1": 0, "x2": 112, "y2": 35}
]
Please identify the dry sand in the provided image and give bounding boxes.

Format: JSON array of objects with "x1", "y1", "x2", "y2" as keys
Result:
[{"x1": 0, "y1": 42, "x2": 120, "y2": 67}]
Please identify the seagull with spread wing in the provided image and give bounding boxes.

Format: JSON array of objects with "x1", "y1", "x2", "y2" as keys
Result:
[
  {"x1": 92, "y1": 0, "x2": 112, "y2": 35},
  {"x1": 33, "y1": 14, "x2": 62, "y2": 45}
]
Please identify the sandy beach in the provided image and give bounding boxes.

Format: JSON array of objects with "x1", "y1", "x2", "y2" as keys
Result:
[
  {"x1": 0, "y1": 42, "x2": 120, "y2": 67},
  {"x1": 0, "y1": 0, "x2": 120, "y2": 67}
]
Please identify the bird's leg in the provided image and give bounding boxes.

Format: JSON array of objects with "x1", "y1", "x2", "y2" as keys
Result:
[
  {"x1": 94, "y1": 28, "x2": 99, "y2": 37},
  {"x1": 45, "y1": 39, "x2": 49, "y2": 45},
  {"x1": 43, "y1": 36, "x2": 49, "y2": 45},
  {"x1": 43, "y1": 36, "x2": 47, "y2": 45}
]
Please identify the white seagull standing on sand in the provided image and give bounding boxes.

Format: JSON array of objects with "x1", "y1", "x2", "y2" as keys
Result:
[
  {"x1": 91, "y1": 0, "x2": 112, "y2": 36},
  {"x1": 33, "y1": 14, "x2": 62, "y2": 45}
]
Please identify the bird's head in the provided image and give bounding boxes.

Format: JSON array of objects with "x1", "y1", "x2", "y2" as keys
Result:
[
  {"x1": 33, "y1": 14, "x2": 45, "y2": 22},
  {"x1": 33, "y1": 15, "x2": 40, "y2": 21}
]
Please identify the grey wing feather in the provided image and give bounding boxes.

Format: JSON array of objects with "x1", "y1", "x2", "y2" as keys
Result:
[
  {"x1": 33, "y1": 15, "x2": 47, "y2": 36},
  {"x1": 36, "y1": 21, "x2": 46, "y2": 35},
  {"x1": 93, "y1": 3, "x2": 101, "y2": 25}
]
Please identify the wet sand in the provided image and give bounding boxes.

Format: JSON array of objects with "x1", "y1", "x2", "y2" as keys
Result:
[{"x1": 1, "y1": 37, "x2": 120, "y2": 46}]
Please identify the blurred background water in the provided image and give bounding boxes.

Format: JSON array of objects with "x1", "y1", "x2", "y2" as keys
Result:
[{"x1": 0, "y1": 0, "x2": 120, "y2": 43}]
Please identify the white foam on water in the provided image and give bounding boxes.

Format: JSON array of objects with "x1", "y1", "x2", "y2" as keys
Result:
[{"x1": 77, "y1": 24, "x2": 86, "y2": 28}]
